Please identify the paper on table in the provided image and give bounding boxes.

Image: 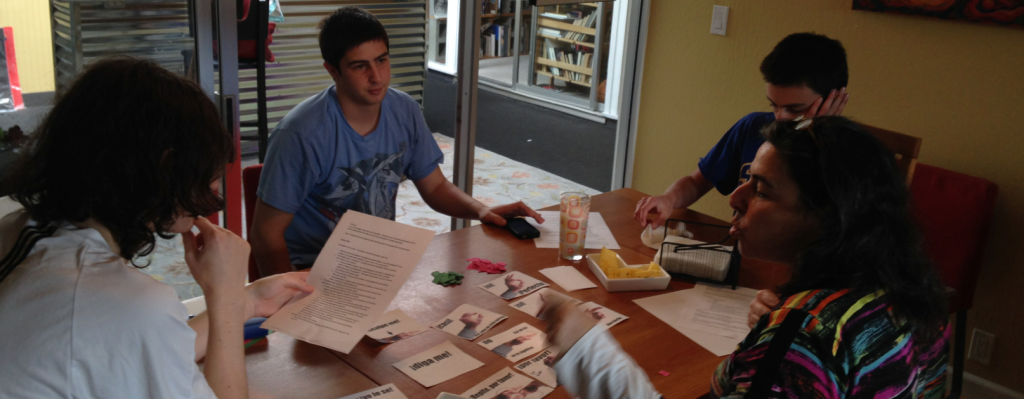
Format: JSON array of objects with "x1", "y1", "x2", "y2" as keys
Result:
[
  {"x1": 539, "y1": 266, "x2": 598, "y2": 292},
  {"x1": 578, "y1": 301, "x2": 629, "y2": 328},
  {"x1": 337, "y1": 383, "x2": 409, "y2": 399},
  {"x1": 526, "y1": 211, "x2": 621, "y2": 250},
  {"x1": 392, "y1": 340, "x2": 484, "y2": 388},
  {"x1": 509, "y1": 288, "x2": 580, "y2": 320},
  {"x1": 366, "y1": 309, "x2": 428, "y2": 344},
  {"x1": 513, "y1": 347, "x2": 559, "y2": 387},
  {"x1": 479, "y1": 272, "x2": 549, "y2": 300},
  {"x1": 478, "y1": 323, "x2": 549, "y2": 362},
  {"x1": 432, "y1": 304, "x2": 507, "y2": 340},
  {"x1": 261, "y1": 211, "x2": 434, "y2": 354},
  {"x1": 633, "y1": 285, "x2": 757, "y2": 356},
  {"x1": 461, "y1": 367, "x2": 553, "y2": 399}
]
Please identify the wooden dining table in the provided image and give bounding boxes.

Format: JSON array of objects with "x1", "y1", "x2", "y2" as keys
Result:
[{"x1": 276, "y1": 188, "x2": 788, "y2": 399}]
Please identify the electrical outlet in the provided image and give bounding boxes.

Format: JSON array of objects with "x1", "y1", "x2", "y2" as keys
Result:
[{"x1": 968, "y1": 329, "x2": 994, "y2": 365}]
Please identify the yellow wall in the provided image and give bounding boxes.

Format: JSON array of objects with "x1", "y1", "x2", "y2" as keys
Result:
[
  {"x1": 634, "y1": 0, "x2": 1024, "y2": 392},
  {"x1": 0, "y1": 0, "x2": 54, "y2": 93}
]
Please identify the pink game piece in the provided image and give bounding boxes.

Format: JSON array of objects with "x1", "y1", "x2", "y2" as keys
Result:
[{"x1": 658, "y1": 370, "x2": 670, "y2": 377}]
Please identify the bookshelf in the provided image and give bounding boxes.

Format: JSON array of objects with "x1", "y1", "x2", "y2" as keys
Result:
[
  {"x1": 528, "y1": 2, "x2": 608, "y2": 107},
  {"x1": 428, "y1": 0, "x2": 531, "y2": 65}
]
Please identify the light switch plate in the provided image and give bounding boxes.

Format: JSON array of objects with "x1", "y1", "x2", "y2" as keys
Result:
[{"x1": 711, "y1": 5, "x2": 729, "y2": 36}]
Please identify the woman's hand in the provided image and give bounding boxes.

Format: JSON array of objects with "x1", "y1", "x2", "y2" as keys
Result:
[
  {"x1": 181, "y1": 216, "x2": 249, "y2": 297},
  {"x1": 748, "y1": 289, "x2": 781, "y2": 328},
  {"x1": 245, "y1": 272, "x2": 315, "y2": 320}
]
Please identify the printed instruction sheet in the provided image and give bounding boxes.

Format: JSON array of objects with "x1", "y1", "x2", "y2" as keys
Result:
[
  {"x1": 633, "y1": 284, "x2": 757, "y2": 356},
  {"x1": 261, "y1": 211, "x2": 434, "y2": 354}
]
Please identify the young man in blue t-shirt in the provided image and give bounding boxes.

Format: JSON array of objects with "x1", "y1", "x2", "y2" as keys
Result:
[
  {"x1": 634, "y1": 33, "x2": 851, "y2": 229},
  {"x1": 251, "y1": 7, "x2": 543, "y2": 277}
]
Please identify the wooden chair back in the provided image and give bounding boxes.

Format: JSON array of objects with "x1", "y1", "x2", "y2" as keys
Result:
[{"x1": 858, "y1": 123, "x2": 922, "y2": 185}]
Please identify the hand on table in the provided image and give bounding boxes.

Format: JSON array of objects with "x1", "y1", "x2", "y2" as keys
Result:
[
  {"x1": 808, "y1": 87, "x2": 849, "y2": 118},
  {"x1": 634, "y1": 194, "x2": 675, "y2": 229},
  {"x1": 480, "y1": 201, "x2": 545, "y2": 227},
  {"x1": 244, "y1": 271, "x2": 315, "y2": 319},
  {"x1": 460, "y1": 312, "x2": 484, "y2": 329},
  {"x1": 748, "y1": 289, "x2": 781, "y2": 328}
]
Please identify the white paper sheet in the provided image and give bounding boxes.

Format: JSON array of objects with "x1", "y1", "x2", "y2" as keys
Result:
[
  {"x1": 337, "y1": 383, "x2": 409, "y2": 399},
  {"x1": 578, "y1": 302, "x2": 629, "y2": 328},
  {"x1": 478, "y1": 323, "x2": 549, "y2": 362},
  {"x1": 392, "y1": 341, "x2": 484, "y2": 388},
  {"x1": 526, "y1": 211, "x2": 621, "y2": 250},
  {"x1": 366, "y1": 309, "x2": 428, "y2": 344},
  {"x1": 261, "y1": 211, "x2": 434, "y2": 354},
  {"x1": 513, "y1": 347, "x2": 559, "y2": 387},
  {"x1": 479, "y1": 272, "x2": 549, "y2": 300},
  {"x1": 461, "y1": 367, "x2": 553, "y2": 399},
  {"x1": 508, "y1": 288, "x2": 580, "y2": 320},
  {"x1": 539, "y1": 266, "x2": 598, "y2": 292},
  {"x1": 432, "y1": 304, "x2": 508, "y2": 341},
  {"x1": 632, "y1": 285, "x2": 757, "y2": 356}
]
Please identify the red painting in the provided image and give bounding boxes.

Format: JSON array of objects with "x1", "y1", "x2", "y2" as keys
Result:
[{"x1": 854, "y1": 0, "x2": 1024, "y2": 27}]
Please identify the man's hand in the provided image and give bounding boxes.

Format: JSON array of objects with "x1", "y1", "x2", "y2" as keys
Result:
[
  {"x1": 634, "y1": 194, "x2": 676, "y2": 229},
  {"x1": 504, "y1": 334, "x2": 537, "y2": 347},
  {"x1": 809, "y1": 87, "x2": 849, "y2": 117},
  {"x1": 460, "y1": 312, "x2": 484, "y2": 329},
  {"x1": 504, "y1": 274, "x2": 525, "y2": 291},
  {"x1": 245, "y1": 271, "x2": 315, "y2": 320},
  {"x1": 480, "y1": 201, "x2": 544, "y2": 227},
  {"x1": 748, "y1": 289, "x2": 781, "y2": 328}
]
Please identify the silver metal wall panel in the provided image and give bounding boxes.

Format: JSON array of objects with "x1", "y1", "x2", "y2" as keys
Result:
[
  {"x1": 50, "y1": 0, "x2": 193, "y2": 93},
  {"x1": 238, "y1": 0, "x2": 428, "y2": 136}
]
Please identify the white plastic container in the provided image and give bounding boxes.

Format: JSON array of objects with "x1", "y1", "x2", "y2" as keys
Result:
[{"x1": 586, "y1": 253, "x2": 671, "y2": 292}]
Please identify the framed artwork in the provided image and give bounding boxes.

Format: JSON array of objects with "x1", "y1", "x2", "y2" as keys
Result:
[{"x1": 853, "y1": 0, "x2": 1024, "y2": 27}]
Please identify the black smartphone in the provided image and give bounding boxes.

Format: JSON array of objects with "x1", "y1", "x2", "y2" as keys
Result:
[{"x1": 506, "y1": 218, "x2": 540, "y2": 239}]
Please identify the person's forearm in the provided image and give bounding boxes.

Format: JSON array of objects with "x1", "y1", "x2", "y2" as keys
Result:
[
  {"x1": 188, "y1": 311, "x2": 210, "y2": 362},
  {"x1": 555, "y1": 327, "x2": 661, "y2": 399},
  {"x1": 251, "y1": 232, "x2": 294, "y2": 277},
  {"x1": 420, "y1": 180, "x2": 488, "y2": 220},
  {"x1": 664, "y1": 170, "x2": 714, "y2": 210},
  {"x1": 202, "y1": 289, "x2": 249, "y2": 399}
]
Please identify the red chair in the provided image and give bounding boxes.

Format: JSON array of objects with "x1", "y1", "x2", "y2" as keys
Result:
[
  {"x1": 242, "y1": 164, "x2": 263, "y2": 282},
  {"x1": 910, "y1": 163, "x2": 999, "y2": 399}
]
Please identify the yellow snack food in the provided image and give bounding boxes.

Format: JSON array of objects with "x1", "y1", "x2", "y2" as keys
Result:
[{"x1": 598, "y1": 248, "x2": 663, "y2": 279}]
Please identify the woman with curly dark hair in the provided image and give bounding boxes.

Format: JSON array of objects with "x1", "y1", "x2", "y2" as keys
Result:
[
  {"x1": 545, "y1": 116, "x2": 949, "y2": 399},
  {"x1": 0, "y1": 58, "x2": 313, "y2": 399}
]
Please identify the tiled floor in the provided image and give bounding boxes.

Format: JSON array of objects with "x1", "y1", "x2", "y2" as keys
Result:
[{"x1": 139, "y1": 133, "x2": 601, "y2": 300}]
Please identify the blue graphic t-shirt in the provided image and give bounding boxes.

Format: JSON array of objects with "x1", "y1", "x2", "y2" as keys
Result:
[
  {"x1": 258, "y1": 86, "x2": 443, "y2": 265},
  {"x1": 697, "y1": 112, "x2": 776, "y2": 195}
]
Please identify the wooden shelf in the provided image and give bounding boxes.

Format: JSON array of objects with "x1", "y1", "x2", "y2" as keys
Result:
[
  {"x1": 538, "y1": 34, "x2": 594, "y2": 48},
  {"x1": 535, "y1": 56, "x2": 593, "y2": 76},
  {"x1": 538, "y1": 17, "x2": 597, "y2": 35},
  {"x1": 536, "y1": 69, "x2": 592, "y2": 87}
]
